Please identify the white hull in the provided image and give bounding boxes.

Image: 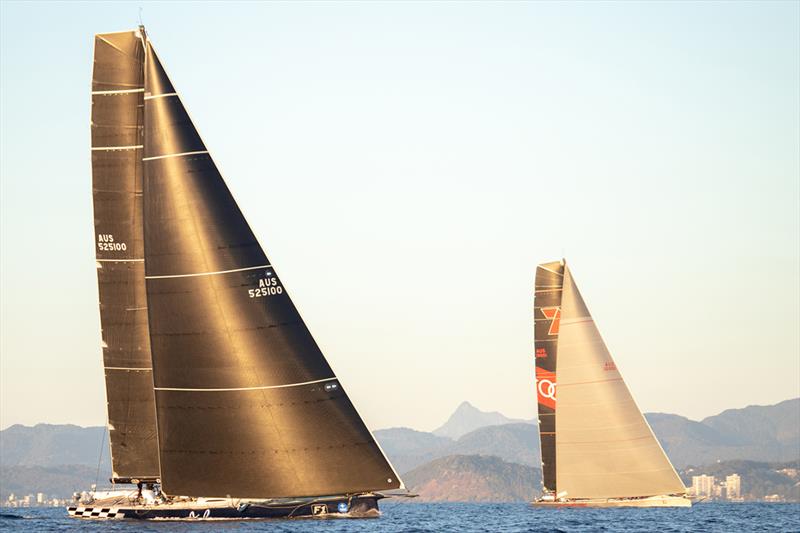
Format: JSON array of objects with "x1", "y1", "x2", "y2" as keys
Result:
[{"x1": 532, "y1": 494, "x2": 692, "y2": 508}]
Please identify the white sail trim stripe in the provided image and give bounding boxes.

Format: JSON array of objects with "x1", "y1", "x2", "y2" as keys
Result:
[
  {"x1": 91, "y1": 145, "x2": 143, "y2": 151},
  {"x1": 105, "y1": 367, "x2": 153, "y2": 371},
  {"x1": 92, "y1": 88, "x2": 144, "y2": 95},
  {"x1": 146, "y1": 264, "x2": 272, "y2": 280},
  {"x1": 143, "y1": 150, "x2": 208, "y2": 161},
  {"x1": 154, "y1": 377, "x2": 336, "y2": 392},
  {"x1": 144, "y1": 92, "x2": 178, "y2": 100}
]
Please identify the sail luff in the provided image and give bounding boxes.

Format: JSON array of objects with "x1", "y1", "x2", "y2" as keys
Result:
[
  {"x1": 91, "y1": 29, "x2": 160, "y2": 481},
  {"x1": 554, "y1": 265, "x2": 685, "y2": 499},
  {"x1": 141, "y1": 38, "x2": 402, "y2": 498},
  {"x1": 533, "y1": 260, "x2": 564, "y2": 494}
]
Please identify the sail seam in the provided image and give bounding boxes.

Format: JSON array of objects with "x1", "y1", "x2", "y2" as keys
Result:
[
  {"x1": 142, "y1": 150, "x2": 208, "y2": 161},
  {"x1": 560, "y1": 466, "x2": 678, "y2": 476},
  {"x1": 560, "y1": 318, "x2": 593, "y2": 325},
  {"x1": 144, "y1": 92, "x2": 178, "y2": 100},
  {"x1": 92, "y1": 145, "x2": 144, "y2": 151},
  {"x1": 92, "y1": 88, "x2": 144, "y2": 95},
  {"x1": 558, "y1": 434, "x2": 653, "y2": 445},
  {"x1": 537, "y1": 265, "x2": 564, "y2": 277},
  {"x1": 154, "y1": 377, "x2": 336, "y2": 392},
  {"x1": 105, "y1": 367, "x2": 153, "y2": 371},
  {"x1": 96, "y1": 258, "x2": 144, "y2": 262},
  {"x1": 145, "y1": 264, "x2": 272, "y2": 280},
  {"x1": 558, "y1": 377, "x2": 623, "y2": 387}
]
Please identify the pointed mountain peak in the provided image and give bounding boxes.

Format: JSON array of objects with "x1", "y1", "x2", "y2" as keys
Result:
[{"x1": 433, "y1": 401, "x2": 528, "y2": 440}]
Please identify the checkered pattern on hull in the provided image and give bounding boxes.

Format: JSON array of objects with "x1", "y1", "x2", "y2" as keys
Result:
[{"x1": 67, "y1": 506, "x2": 125, "y2": 519}]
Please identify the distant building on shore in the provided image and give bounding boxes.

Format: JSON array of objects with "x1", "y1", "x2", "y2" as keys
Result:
[
  {"x1": 692, "y1": 474, "x2": 715, "y2": 498},
  {"x1": 726, "y1": 474, "x2": 741, "y2": 500}
]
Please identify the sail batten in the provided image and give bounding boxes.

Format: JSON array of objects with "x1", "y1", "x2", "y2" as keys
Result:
[{"x1": 141, "y1": 39, "x2": 401, "y2": 498}]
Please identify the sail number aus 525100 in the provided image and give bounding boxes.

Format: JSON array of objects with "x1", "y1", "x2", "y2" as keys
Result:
[
  {"x1": 249, "y1": 275, "x2": 284, "y2": 298},
  {"x1": 97, "y1": 234, "x2": 127, "y2": 251}
]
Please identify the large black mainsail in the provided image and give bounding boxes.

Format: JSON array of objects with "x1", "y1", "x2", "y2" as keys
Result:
[
  {"x1": 141, "y1": 39, "x2": 401, "y2": 499},
  {"x1": 91, "y1": 30, "x2": 160, "y2": 482}
]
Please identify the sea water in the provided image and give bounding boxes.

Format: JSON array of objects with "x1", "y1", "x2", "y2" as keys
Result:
[{"x1": 1, "y1": 502, "x2": 798, "y2": 532}]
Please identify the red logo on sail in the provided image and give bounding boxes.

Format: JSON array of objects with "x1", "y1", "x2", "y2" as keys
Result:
[
  {"x1": 541, "y1": 307, "x2": 561, "y2": 335},
  {"x1": 535, "y1": 367, "x2": 556, "y2": 410}
]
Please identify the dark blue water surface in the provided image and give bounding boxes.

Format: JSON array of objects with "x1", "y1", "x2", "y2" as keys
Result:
[{"x1": 1, "y1": 502, "x2": 798, "y2": 532}]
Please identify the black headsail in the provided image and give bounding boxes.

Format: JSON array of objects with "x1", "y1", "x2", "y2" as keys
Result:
[
  {"x1": 91, "y1": 29, "x2": 160, "y2": 482},
  {"x1": 142, "y1": 39, "x2": 402, "y2": 499},
  {"x1": 533, "y1": 260, "x2": 564, "y2": 494}
]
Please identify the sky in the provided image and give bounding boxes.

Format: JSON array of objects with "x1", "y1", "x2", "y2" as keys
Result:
[{"x1": 1, "y1": 1, "x2": 798, "y2": 433}]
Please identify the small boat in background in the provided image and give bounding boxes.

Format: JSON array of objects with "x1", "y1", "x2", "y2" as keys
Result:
[{"x1": 531, "y1": 260, "x2": 691, "y2": 508}]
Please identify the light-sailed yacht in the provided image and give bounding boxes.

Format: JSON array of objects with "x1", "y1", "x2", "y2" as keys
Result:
[{"x1": 532, "y1": 260, "x2": 691, "y2": 507}]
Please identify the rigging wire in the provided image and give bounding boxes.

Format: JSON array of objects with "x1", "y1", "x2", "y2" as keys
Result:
[{"x1": 94, "y1": 425, "x2": 108, "y2": 490}]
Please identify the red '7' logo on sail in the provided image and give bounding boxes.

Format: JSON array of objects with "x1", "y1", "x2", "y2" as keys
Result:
[{"x1": 541, "y1": 307, "x2": 561, "y2": 335}]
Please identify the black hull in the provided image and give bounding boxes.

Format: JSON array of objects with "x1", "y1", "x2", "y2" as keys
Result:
[{"x1": 68, "y1": 495, "x2": 380, "y2": 520}]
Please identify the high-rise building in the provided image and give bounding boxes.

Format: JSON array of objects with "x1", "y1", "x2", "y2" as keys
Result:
[
  {"x1": 726, "y1": 474, "x2": 741, "y2": 500},
  {"x1": 692, "y1": 474, "x2": 715, "y2": 498},
  {"x1": 36, "y1": 493, "x2": 45, "y2": 504}
]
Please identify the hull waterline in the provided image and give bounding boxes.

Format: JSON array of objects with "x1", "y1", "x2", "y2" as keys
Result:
[
  {"x1": 531, "y1": 495, "x2": 692, "y2": 508},
  {"x1": 68, "y1": 494, "x2": 381, "y2": 520}
]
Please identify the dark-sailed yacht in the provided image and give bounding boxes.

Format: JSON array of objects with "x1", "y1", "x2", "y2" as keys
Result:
[
  {"x1": 532, "y1": 260, "x2": 691, "y2": 507},
  {"x1": 69, "y1": 27, "x2": 403, "y2": 520}
]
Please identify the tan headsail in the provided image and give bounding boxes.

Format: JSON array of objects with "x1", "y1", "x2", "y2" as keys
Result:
[{"x1": 553, "y1": 263, "x2": 686, "y2": 499}]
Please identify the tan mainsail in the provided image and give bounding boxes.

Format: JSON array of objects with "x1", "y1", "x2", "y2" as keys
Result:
[{"x1": 553, "y1": 264, "x2": 686, "y2": 499}]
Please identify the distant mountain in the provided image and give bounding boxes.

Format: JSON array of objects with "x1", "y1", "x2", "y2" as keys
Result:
[
  {"x1": 646, "y1": 398, "x2": 800, "y2": 468},
  {"x1": 3, "y1": 398, "x2": 797, "y2": 500},
  {"x1": 389, "y1": 398, "x2": 800, "y2": 473},
  {"x1": 375, "y1": 422, "x2": 540, "y2": 474},
  {"x1": 0, "y1": 465, "x2": 102, "y2": 500},
  {"x1": 432, "y1": 401, "x2": 530, "y2": 440},
  {"x1": 0, "y1": 424, "x2": 110, "y2": 471},
  {"x1": 402, "y1": 455, "x2": 540, "y2": 502},
  {"x1": 374, "y1": 427, "x2": 453, "y2": 474}
]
